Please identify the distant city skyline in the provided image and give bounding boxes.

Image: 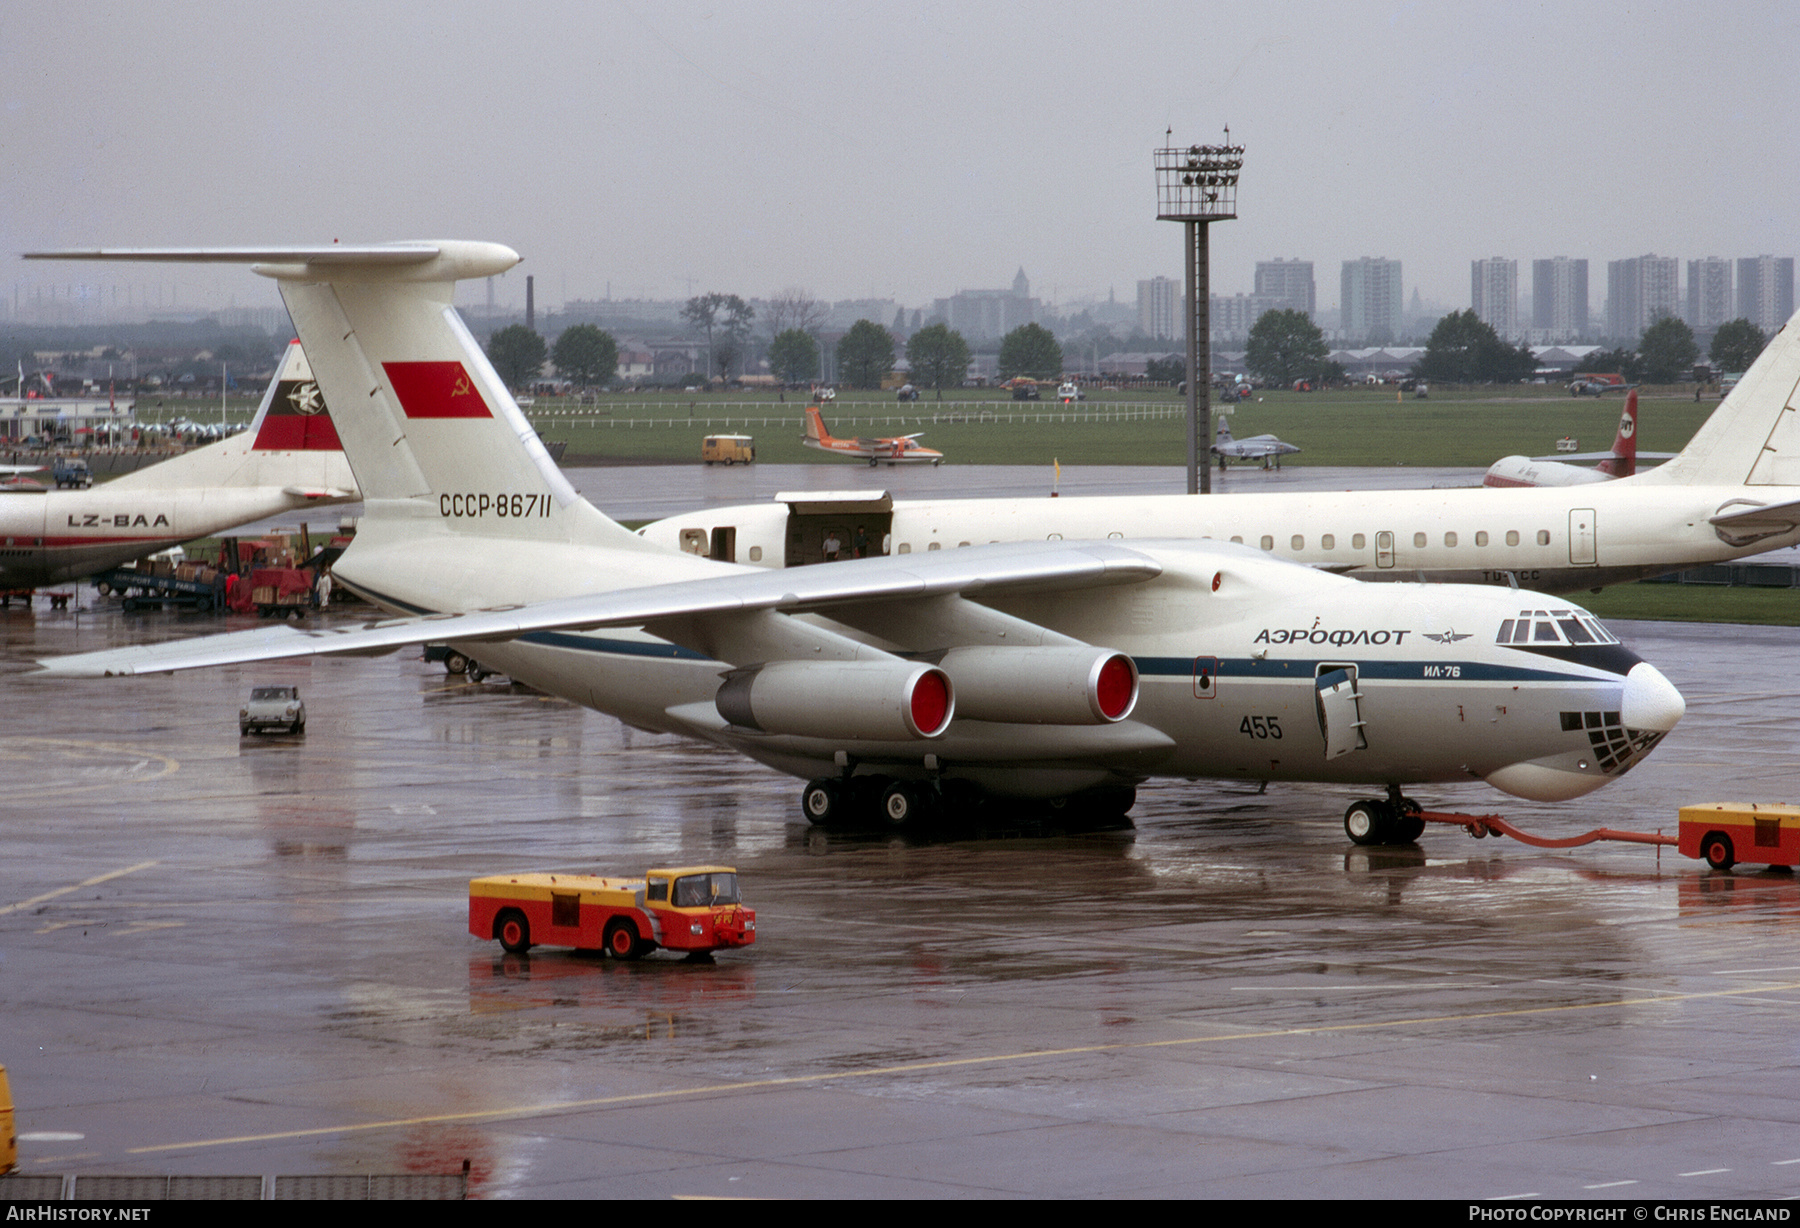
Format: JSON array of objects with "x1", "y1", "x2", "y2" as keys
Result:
[{"x1": 7, "y1": 2, "x2": 1794, "y2": 331}]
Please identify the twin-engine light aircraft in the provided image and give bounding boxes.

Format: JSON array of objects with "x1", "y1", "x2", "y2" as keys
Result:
[
  {"x1": 28, "y1": 242, "x2": 1684, "y2": 843},
  {"x1": 1212, "y1": 418, "x2": 1300, "y2": 470},
  {"x1": 802, "y1": 402, "x2": 944, "y2": 466},
  {"x1": 646, "y1": 314, "x2": 1800, "y2": 595},
  {"x1": 0, "y1": 341, "x2": 358, "y2": 586}
]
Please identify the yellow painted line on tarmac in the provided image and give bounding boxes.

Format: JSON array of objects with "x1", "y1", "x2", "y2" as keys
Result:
[
  {"x1": 129, "y1": 976, "x2": 1800, "y2": 1155},
  {"x1": 0, "y1": 860, "x2": 160, "y2": 917}
]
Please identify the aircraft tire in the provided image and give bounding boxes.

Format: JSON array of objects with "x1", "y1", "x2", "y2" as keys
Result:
[
  {"x1": 1344, "y1": 800, "x2": 1394, "y2": 846},
  {"x1": 605, "y1": 918, "x2": 645, "y2": 960},
  {"x1": 443, "y1": 651, "x2": 469, "y2": 675},
  {"x1": 1702, "y1": 832, "x2": 1735, "y2": 872},
  {"x1": 1394, "y1": 814, "x2": 1426, "y2": 843},
  {"x1": 800, "y1": 779, "x2": 841, "y2": 826},
  {"x1": 497, "y1": 909, "x2": 531, "y2": 954},
  {"x1": 880, "y1": 781, "x2": 922, "y2": 828}
]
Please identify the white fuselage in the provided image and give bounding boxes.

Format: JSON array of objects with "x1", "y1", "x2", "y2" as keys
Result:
[
  {"x1": 333, "y1": 520, "x2": 1669, "y2": 804},
  {"x1": 0, "y1": 484, "x2": 335, "y2": 586},
  {"x1": 641, "y1": 478, "x2": 1797, "y2": 594}
]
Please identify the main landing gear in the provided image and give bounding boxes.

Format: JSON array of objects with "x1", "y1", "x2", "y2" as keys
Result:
[
  {"x1": 800, "y1": 776, "x2": 1136, "y2": 830},
  {"x1": 1343, "y1": 787, "x2": 1427, "y2": 847},
  {"x1": 801, "y1": 777, "x2": 938, "y2": 829}
]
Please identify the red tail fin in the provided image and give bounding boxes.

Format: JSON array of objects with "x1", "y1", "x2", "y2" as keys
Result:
[{"x1": 1596, "y1": 390, "x2": 1638, "y2": 478}]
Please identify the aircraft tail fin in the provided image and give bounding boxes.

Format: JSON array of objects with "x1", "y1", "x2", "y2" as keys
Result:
[
  {"x1": 22, "y1": 242, "x2": 653, "y2": 551},
  {"x1": 803, "y1": 404, "x2": 831, "y2": 443},
  {"x1": 1639, "y1": 308, "x2": 1800, "y2": 487},
  {"x1": 276, "y1": 258, "x2": 653, "y2": 551},
  {"x1": 1596, "y1": 390, "x2": 1638, "y2": 478},
  {"x1": 106, "y1": 338, "x2": 356, "y2": 497},
  {"x1": 1215, "y1": 419, "x2": 1234, "y2": 444},
  {"x1": 247, "y1": 340, "x2": 343, "y2": 452}
]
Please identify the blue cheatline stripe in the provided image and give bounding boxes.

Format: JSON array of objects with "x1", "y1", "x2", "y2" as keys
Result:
[
  {"x1": 518, "y1": 630, "x2": 711, "y2": 660},
  {"x1": 1133, "y1": 656, "x2": 1605, "y2": 684}
]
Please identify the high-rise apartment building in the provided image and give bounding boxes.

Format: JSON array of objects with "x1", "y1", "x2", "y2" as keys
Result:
[
  {"x1": 1254, "y1": 259, "x2": 1315, "y2": 318},
  {"x1": 1606, "y1": 254, "x2": 1680, "y2": 339},
  {"x1": 1341, "y1": 258, "x2": 1402, "y2": 342},
  {"x1": 1686, "y1": 258, "x2": 1733, "y2": 329},
  {"x1": 1470, "y1": 257, "x2": 1518, "y2": 339},
  {"x1": 1137, "y1": 275, "x2": 1180, "y2": 341},
  {"x1": 1737, "y1": 256, "x2": 1795, "y2": 333},
  {"x1": 1532, "y1": 258, "x2": 1588, "y2": 340}
]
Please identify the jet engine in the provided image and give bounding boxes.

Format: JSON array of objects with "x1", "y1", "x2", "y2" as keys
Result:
[
  {"x1": 935, "y1": 646, "x2": 1138, "y2": 725},
  {"x1": 715, "y1": 660, "x2": 953, "y2": 740}
]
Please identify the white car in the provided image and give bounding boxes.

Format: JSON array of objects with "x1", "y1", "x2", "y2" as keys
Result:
[{"x1": 240, "y1": 685, "x2": 305, "y2": 736}]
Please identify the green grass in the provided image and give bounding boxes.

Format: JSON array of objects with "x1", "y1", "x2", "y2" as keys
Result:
[
  {"x1": 520, "y1": 387, "x2": 1716, "y2": 468},
  {"x1": 1575, "y1": 583, "x2": 1799, "y2": 626}
]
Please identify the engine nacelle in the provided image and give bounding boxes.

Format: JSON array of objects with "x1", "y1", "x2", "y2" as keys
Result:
[
  {"x1": 715, "y1": 660, "x2": 953, "y2": 741},
  {"x1": 935, "y1": 646, "x2": 1137, "y2": 725}
]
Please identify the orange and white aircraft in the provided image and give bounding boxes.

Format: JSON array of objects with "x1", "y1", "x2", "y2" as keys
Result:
[{"x1": 803, "y1": 403, "x2": 943, "y2": 466}]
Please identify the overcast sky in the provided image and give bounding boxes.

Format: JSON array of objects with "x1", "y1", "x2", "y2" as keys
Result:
[{"x1": 6, "y1": 1, "x2": 1796, "y2": 319}]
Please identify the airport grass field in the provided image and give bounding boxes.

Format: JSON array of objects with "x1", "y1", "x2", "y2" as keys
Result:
[{"x1": 513, "y1": 385, "x2": 1715, "y2": 468}]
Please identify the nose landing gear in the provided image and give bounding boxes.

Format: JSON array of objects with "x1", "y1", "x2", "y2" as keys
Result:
[{"x1": 1344, "y1": 788, "x2": 1427, "y2": 846}]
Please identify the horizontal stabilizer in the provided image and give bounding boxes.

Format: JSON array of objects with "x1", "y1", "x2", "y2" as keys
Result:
[{"x1": 25, "y1": 242, "x2": 518, "y2": 282}]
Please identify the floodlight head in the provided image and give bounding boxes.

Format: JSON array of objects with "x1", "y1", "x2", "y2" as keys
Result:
[{"x1": 1155, "y1": 141, "x2": 1244, "y2": 221}]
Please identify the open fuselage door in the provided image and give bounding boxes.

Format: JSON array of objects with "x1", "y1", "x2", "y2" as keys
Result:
[
  {"x1": 779, "y1": 490, "x2": 894, "y2": 566},
  {"x1": 1315, "y1": 664, "x2": 1368, "y2": 760}
]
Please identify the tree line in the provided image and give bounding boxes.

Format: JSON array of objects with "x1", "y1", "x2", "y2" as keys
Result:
[
  {"x1": 1238, "y1": 307, "x2": 1770, "y2": 389},
  {"x1": 485, "y1": 308, "x2": 1067, "y2": 395}
]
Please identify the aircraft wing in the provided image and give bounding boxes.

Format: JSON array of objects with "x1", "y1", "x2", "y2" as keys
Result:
[
  {"x1": 1528, "y1": 450, "x2": 1678, "y2": 463},
  {"x1": 37, "y1": 540, "x2": 1162, "y2": 677},
  {"x1": 281, "y1": 485, "x2": 359, "y2": 499},
  {"x1": 0, "y1": 463, "x2": 44, "y2": 474}
]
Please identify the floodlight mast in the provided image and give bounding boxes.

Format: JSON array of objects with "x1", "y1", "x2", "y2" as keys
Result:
[{"x1": 1155, "y1": 134, "x2": 1243, "y2": 495}]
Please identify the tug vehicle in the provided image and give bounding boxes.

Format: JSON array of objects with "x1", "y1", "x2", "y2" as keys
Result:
[
  {"x1": 1678, "y1": 803, "x2": 1800, "y2": 871},
  {"x1": 469, "y1": 866, "x2": 755, "y2": 959}
]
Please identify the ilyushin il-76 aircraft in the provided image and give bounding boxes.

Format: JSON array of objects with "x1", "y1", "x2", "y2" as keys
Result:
[
  {"x1": 29, "y1": 243, "x2": 1684, "y2": 846},
  {"x1": 647, "y1": 315, "x2": 1800, "y2": 595},
  {"x1": 0, "y1": 340, "x2": 358, "y2": 586}
]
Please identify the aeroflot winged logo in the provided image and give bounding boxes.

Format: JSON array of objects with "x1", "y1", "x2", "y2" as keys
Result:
[{"x1": 383, "y1": 362, "x2": 493, "y2": 419}]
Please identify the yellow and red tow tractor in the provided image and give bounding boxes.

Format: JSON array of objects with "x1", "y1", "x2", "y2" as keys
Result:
[
  {"x1": 469, "y1": 866, "x2": 755, "y2": 959},
  {"x1": 1678, "y1": 803, "x2": 1800, "y2": 872}
]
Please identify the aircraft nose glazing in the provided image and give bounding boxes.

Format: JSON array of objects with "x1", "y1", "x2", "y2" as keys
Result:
[{"x1": 1620, "y1": 662, "x2": 1685, "y2": 733}]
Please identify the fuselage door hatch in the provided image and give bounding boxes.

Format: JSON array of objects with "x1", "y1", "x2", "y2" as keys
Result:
[
  {"x1": 1570, "y1": 508, "x2": 1597, "y2": 566},
  {"x1": 1315, "y1": 663, "x2": 1368, "y2": 759}
]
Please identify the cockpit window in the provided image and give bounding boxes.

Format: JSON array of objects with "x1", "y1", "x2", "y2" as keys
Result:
[{"x1": 1497, "y1": 610, "x2": 1618, "y2": 647}]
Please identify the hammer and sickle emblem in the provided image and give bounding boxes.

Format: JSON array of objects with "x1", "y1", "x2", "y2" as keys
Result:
[{"x1": 451, "y1": 373, "x2": 473, "y2": 397}]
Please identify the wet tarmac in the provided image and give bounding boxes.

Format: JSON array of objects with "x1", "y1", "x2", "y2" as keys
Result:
[{"x1": 4, "y1": 594, "x2": 1800, "y2": 1200}]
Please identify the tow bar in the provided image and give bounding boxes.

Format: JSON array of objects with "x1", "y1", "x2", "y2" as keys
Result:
[{"x1": 1416, "y1": 810, "x2": 1677, "y2": 851}]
